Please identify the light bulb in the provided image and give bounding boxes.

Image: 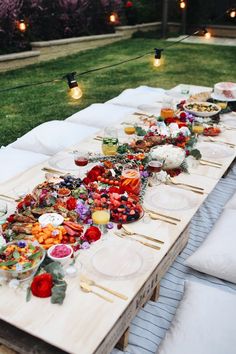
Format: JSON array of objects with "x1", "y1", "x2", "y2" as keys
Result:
[
  {"x1": 65, "y1": 72, "x2": 82, "y2": 100},
  {"x1": 180, "y1": 1, "x2": 186, "y2": 9},
  {"x1": 18, "y1": 20, "x2": 26, "y2": 32},
  {"x1": 153, "y1": 48, "x2": 163, "y2": 67},
  {"x1": 230, "y1": 10, "x2": 236, "y2": 18},
  {"x1": 69, "y1": 86, "x2": 83, "y2": 100},
  {"x1": 154, "y1": 58, "x2": 161, "y2": 67},
  {"x1": 204, "y1": 31, "x2": 211, "y2": 39},
  {"x1": 109, "y1": 14, "x2": 116, "y2": 23}
]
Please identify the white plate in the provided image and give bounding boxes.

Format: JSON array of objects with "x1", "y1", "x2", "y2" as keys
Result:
[
  {"x1": 48, "y1": 153, "x2": 78, "y2": 172},
  {"x1": 196, "y1": 142, "x2": 234, "y2": 159},
  {"x1": 91, "y1": 244, "x2": 143, "y2": 278},
  {"x1": 211, "y1": 92, "x2": 236, "y2": 102},
  {"x1": 144, "y1": 185, "x2": 199, "y2": 212},
  {"x1": 184, "y1": 102, "x2": 221, "y2": 117},
  {"x1": 39, "y1": 213, "x2": 64, "y2": 227}
]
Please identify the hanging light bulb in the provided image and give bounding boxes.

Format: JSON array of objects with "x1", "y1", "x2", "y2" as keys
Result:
[
  {"x1": 204, "y1": 29, "x2": 211, "y2": 39},
  {"x1": 229, "y1": 9, "x2": 236, "y2": 18},
  {"x1": 109, "y1": 12, "x2": 118, "y2": 24},
  {"x1": 17, "y1": 19, "x2": 27, "y2": 33},
  {"x1": 66, "y1": 72, "x2": 83, "y2": 100},
  {"x1": 153, "y1": 48, "x2": 163, "y2": 67},
  {"x1": 179, "y1": 1, "x2": 186, "y2": 9}
]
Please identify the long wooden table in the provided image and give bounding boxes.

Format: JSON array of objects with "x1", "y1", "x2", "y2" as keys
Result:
[{"x1": 0, "y1": 106, "x2": 236, "y2": 354}]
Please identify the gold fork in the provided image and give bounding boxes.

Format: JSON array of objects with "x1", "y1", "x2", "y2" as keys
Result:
[
  {"x1": 122, "y1": 225, "x2": 164, "y2": 244},
  {"x1": 80, "y1": 275, "x2": 128, "y2": 300},
  {"x1": 169, "y1": 178, "x2": 204, "y2": 191},
  {"x1": 143, "y1": 206, "x2": 181, "y2": 222},
  {"x1": 80, "y1": 282, "x2": 113, "y2": 302},
  {"x1": 115, "y1": 232, "x2": 161, "y2": 250}
]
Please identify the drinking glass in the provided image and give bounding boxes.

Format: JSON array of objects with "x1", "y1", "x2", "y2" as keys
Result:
[
  {"x1": 102, "y1": 127, "x2": 119, "y2": 156},
  {"x1": 73, "y1": 151, "x2": 89, "y2": 177},
  {"x1": 120, "y1": 164, "x2": 141, "y2": 196},
  {"x1": 148, "y1": 152, "x2": 164, "y2": 186},
  {"x1": 91, "y1": 207, "x2": 110, "y2": 235},
  {"x1": 0, "y1": 201, "x2": 8, "y2": 225},
  {"x1": 192, "y1": 121, "x2": 204, "y2": 135}
]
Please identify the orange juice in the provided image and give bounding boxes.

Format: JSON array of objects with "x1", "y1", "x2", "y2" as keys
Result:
[
  {"x1": 124, "y1": 126, "x2": 136, "y2": 135},
  {"x1": 192, "y1": 124, "x2": 204, "y2": 134},
  {"x1": 121, "y1": 169, "x2": 141, "y2": 196},
  {"x1": 160, "y1": 108, "x2": 175, "y2": 119}
]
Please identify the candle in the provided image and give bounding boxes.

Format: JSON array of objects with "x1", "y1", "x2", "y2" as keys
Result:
[{"x1": 92, "y1": 210, "x2": 110, "y2": 225}]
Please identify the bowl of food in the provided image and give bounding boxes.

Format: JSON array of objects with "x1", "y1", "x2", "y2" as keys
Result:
[
  {"x1": 47, "y1": 244, "x2": 73, "y2": 266},
  {"x1": 0, "y1": 240, "x2": 45, "y2": 282},
  {"x1": 150, "y1": 145, "x2": 186, "y2": 170},
  {"x1": 203, "y1": 126, "x2": 221, "y2": 136},
  {"x1": 183, "y1": 102, "x2": 221, "y2": 117}
]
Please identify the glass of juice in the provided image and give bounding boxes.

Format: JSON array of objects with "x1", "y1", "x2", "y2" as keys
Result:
[
  {"x1": 73, "y1": 151, "x2": 89, "y2": 177},
  {"x1": 192, "y1": 122, "x2": 204, "y2": 135},
  {"x1": 102, "y1": 127, "x2": 119, "y2": 156},
  {"x1": 121, "y1": 164, "x2": 141, "y2": 196},
  {"x1": 92, "y1": 207, "x2": 110, "y2": 234}
]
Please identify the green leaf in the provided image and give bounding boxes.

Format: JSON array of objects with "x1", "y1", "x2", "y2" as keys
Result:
[
  {"x1": 26, "y1": 287, "x2": 32, "y2": 302},
  {"x1": 13, "y1": 250, "x2": 20, "y2": 260},
  {"x1": 44, "y1": 261, "x2": 64, "y2": 281},
  {"x1": 0, "y1": 260, "x2": 18, "y2": 267},
  {"x1": 135, "y1": 126, "x2": 146, "y2": 136},
  {"x1": 0, "y1": 245, "x2": 7, "y2": 253},
  {"x1": 51, "y1": 280, "x2": 67, "y2": 305},
  {"x1": 190, "y1": 149, "x2": 202, "y2": 160},
  {"x1": 23, "y1": 262, "x2": 32, "y2": 269},
  {"x1": 28, "y1": 251, "x2": 42, "y2": 260}
]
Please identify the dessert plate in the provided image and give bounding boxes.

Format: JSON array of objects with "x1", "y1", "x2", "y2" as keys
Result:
[
  {"x1": 144, "y1": 185, "x2": 199, "y2": 212},
  {"x1": 196, "y1": 142, "x2": 234, "y2": 159}
]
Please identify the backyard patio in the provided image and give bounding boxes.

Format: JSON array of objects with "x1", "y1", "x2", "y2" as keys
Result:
[{"x1": 0, "y1": 1, "x2": 236, "y2": 354}]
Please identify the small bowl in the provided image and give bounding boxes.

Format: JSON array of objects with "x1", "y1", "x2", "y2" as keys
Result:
[
  {"x1": 0, "y1": 241, "x2": 45, "y2": 282},
  {"x1": 47, "y1": 244, "x2": 73, "y2": 266}
]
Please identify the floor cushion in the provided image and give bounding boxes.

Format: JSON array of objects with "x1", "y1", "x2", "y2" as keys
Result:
[
  {"x1": 106, "y1": 86, "x2": 166, "y2": 108},
  {"x1": 0, "y1": 147, "x2": 48, "y2": 184},
  {"x1": 9, "y1": 121, "x2": 98, "y2": 156},
  {"x1": 185, "y1": 209, "x2": 236, "y2": 283},
  {"x1": 157, "y1": 280, "x2": 236, "y2": 354},
  {"x1": 66, "y1": 103, "x2": 135, "y2": 129}
]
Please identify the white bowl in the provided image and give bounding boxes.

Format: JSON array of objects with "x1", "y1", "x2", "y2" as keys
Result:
[
  {"x1": 39, "y1": 213, "x2": 64, "y2": 227},
  {"x1": 47, "y1": 244, "x2": 73, "y2": 265},
  {"x1": 184, "y1": 102, "x2": 221, "y2": 117}
]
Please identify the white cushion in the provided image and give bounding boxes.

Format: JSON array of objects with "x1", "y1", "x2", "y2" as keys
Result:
[
  {"x1": 157, "y1": 280, "x2": 236, "y2": 354},
  {"x1": 106, "y1": 85, "x2": 166, "y2": 108},
  {"x1": 66, "y1": 103, "x2": 135, "y2": 129},
  {"x1": 185, "y1": 209, "x2": 236, "y2": 283},
  {"x1": 9, "y1": 121, "x2": 98, "y2": 156},
  {"x1": 0, "y1": 147, "x2": 48, "y2": 184},
  {"x1": 224, "y1": 191, "x2": 236, "y2": 209}
]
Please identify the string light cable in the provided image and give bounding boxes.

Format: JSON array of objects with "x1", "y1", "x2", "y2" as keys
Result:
[{"x1": 0, "y1": 6, "x2": 234, "y2": 95}]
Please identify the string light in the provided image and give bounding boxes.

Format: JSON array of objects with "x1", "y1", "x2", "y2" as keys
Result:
[
  {"x1": 179, "y1": 1, "x2": 186, "y2": 9},
  {"x1": 0, "y1": 7, "x2": 232, "y2": 95},
  {"x1": 153, "y1": 48, "x2": 163, "y2": 67},
  {"x1": 109, "y1": 12, "x2": 119, "y2": 24},
  {"x1": 17, "y1": 19, "x2": 27, "y2": 33},
  {"x1": 229, "y1": 9, "x2": 236, "y2": 18},
  {"x1": 65, "y1": 72, "x2": 83, "y2": 100},
  {"x1": 203, "y1": 28, "x2": 211, "y2": 39}
]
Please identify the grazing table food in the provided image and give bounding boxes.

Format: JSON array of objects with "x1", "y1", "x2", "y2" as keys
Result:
[{"x1": 0, "y1": 83, "x2": 236, "y2": 354}]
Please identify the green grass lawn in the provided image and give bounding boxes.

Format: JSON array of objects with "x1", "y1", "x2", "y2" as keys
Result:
[{"x1": 1, "y1": 34, "x2": 236, "y2": 147}]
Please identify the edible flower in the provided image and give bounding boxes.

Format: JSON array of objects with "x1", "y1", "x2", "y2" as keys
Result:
[{"x1": 31, "y1": 273, "x2": 53, "y2": 298}]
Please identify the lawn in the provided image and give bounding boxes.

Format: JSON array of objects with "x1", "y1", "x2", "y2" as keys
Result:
[{"x1": 0, "y1": 33, "x2": 236, "y2": 147}]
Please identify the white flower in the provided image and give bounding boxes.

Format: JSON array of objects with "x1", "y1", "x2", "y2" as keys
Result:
[
  {"x1": 151, "y1": 145, "x2": 186, "y2": 169},
  {"x1": 156, "y1": 171, "x2": 169, "y2": 183},
  {"x1": 179, "y1": 126, "x2": 191, "y2": 136},
  {"x1": 169, "y1": 123, "x2": 179, "y2": 132},
  {"x1": 0, "y1": 235, "x2": 6, "y2": 248}
]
